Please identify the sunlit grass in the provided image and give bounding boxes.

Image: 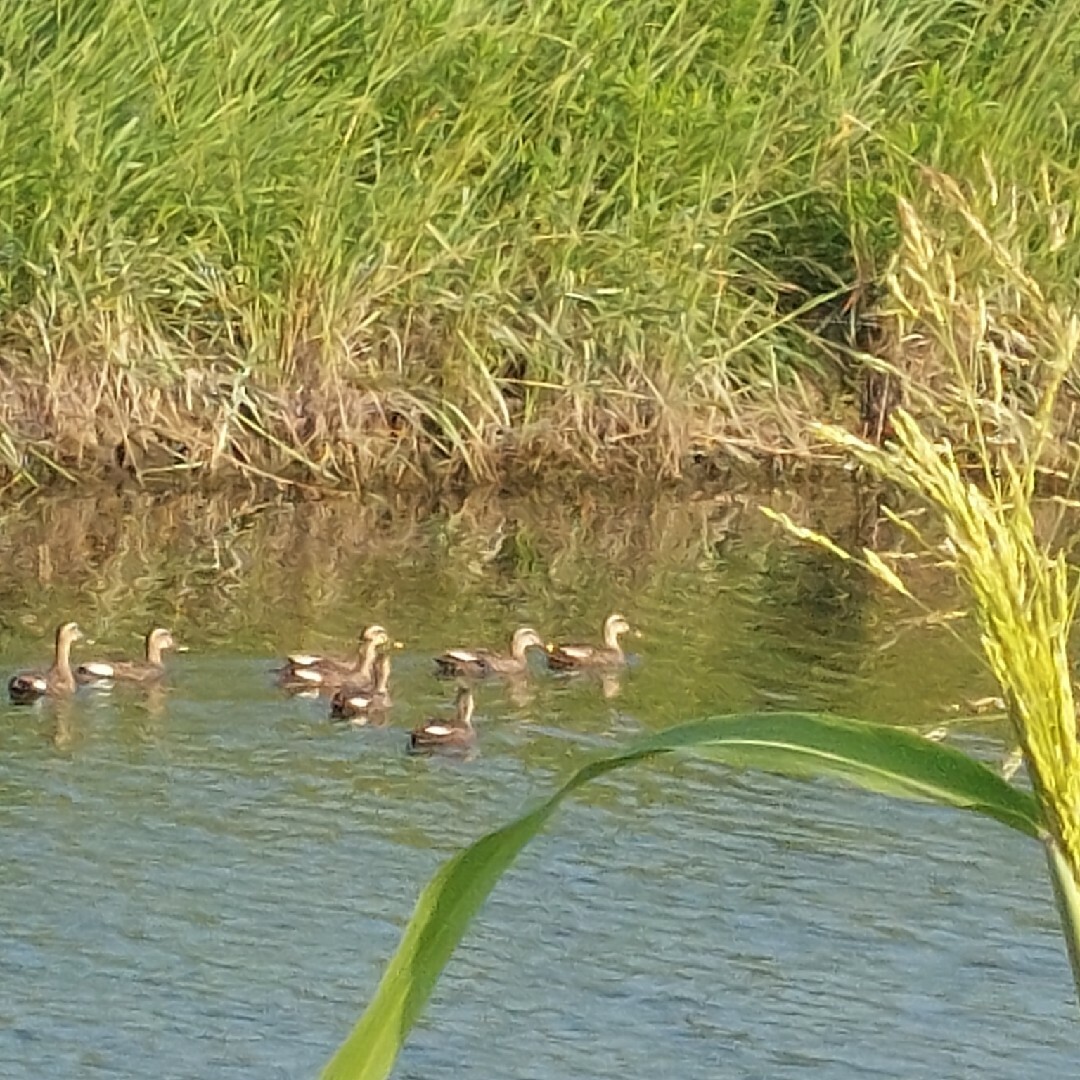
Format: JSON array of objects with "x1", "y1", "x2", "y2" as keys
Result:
[{"x1": 2, "y1": 0, "x2": 1080, "y2": 484}]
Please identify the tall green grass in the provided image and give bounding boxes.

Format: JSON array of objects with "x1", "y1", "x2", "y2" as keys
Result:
[{"x1": 2, "y1": 0, "x2": 1079, "y2": 484}]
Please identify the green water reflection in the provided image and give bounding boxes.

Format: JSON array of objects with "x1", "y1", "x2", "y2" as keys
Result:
[{"x1": 0, "y1": 484, "x2": 992, "y2": 727}]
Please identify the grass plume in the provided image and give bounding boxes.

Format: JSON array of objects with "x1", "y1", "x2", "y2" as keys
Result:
[{"x1": 768, "y1": 189, "x2": 1080, "y2": 990}]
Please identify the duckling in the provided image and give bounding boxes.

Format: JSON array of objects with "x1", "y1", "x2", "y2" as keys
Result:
[
  {"x1": 546, "y1": 613, "x2": 633, "y2": 671},
  {"x1": 434, "y1": 626, "x2": 544, "y2": 678},
  {"x1": 77, "y1": 627, "x2": 178, "y2": 684},
  {"x1": 277, "y1": 624, "x2": 389, "y2": 692},
  {"x1": 8, "y1": 621, "x2": 84, "y2": 703},
  {"x1": 330, "y1": 652, "x2": 393, "y2": 723},
  {"x1": 408, "y1": 686, "x2": 476, "y2": 754}
]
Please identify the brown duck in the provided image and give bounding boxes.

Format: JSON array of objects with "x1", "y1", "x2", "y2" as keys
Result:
[
  {"x1": 408, "y1": 686, "x2": 476, "y2": 754},
  {"x1": 277, "y1": 624, "x2": 390, "y2": 692},
  {"x1": 330, "y1": 653, "x2": 393, "y2": 723},
  {"x1": 8, "y1": 621, "x2": 84, "y2": 703},
  {"x1": 434, "y1": 626, "x2": 544, "y2": 678},
  {"x1": 77, "y1": 627, "x2": 178, "y2": 684},
  {"x1": 546, "y1": 613, "x2": 633, "y2": 671}
]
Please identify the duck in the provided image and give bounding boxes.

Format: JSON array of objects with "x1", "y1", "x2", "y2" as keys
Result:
[
  {"x1": 434, "y1": 626, "x2": 545, "y2": 678},
  {"x1": 546, "y1": 613, "x2": 633, "y2": 671},
  {"x1": 277, "y1": 624, "x2": 390, "y2": 692},
  {"x1": 8, "y1": 621, "x2": 84, "y2": 703},
  {"x1": 408, "y1": 686, "x2": 476, "y2": 754},
  {"x1": 330, "y1": 652, "x2": 393, "y2": 723},
  {"x1": 77, "y1": 627, "x2": 178, "y2": 684}
]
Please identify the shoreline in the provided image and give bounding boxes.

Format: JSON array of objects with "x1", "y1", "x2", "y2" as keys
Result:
[{"x1": 0, "y1": 357, "x2": 853, "y2": 493}]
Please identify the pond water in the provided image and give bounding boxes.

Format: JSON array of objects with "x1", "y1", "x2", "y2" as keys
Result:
[{"x1": 0, "y1": 485, "x2": 1076, "y2": 1078}]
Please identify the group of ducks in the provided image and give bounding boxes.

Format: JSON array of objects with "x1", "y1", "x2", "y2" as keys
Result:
[{"x1": 6, "y1": 614, "x2": 637, "y2": 753}]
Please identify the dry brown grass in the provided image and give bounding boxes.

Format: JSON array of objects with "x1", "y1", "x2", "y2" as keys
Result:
[{"x1": 0, "y1": 331, "x2": 839, "y2": 492}]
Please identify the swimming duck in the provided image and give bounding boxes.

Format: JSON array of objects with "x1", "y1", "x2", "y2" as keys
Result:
[
  {"x1": 546, "y1": 613, "x2": 633, "y2": 671},
  {"x1": 277, "y1": 624, "x2": 390, "y2": 692},
  {"x1": 330, "y1": 653, "x2": 393, "y2": 723},
  {"x1": 8, "y1": 621, "x2": 84, "y2": 703},
  {"x1": 408, "y1": 686, "x2": 476, "y2": 754},
  {"x1": 434, "y1": 626, "x2": 545, "y2": 678},
  {"x1": 77, "y1": 627, "x2": 178, "y2": 684}
]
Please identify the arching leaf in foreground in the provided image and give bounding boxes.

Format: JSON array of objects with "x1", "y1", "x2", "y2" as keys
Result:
[{"x1": 322, "y1": 712, "x2": 1041, "y2": 1080}]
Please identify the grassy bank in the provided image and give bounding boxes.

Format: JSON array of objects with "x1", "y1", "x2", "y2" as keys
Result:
[{"x1": 2, "y1": 0, "x2": 1079, "y2": 489}]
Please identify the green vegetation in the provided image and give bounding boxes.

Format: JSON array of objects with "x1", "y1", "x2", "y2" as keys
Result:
[
  {"x1": 322, "y1": 713, "x2": 1041, "y2": 1079},
  {"x1": 2, "y1": 0, "x2": 1079, "y2": 487},
  {"x1": 319, "y1": 198, "x2": 1080, "y2": 1071}
]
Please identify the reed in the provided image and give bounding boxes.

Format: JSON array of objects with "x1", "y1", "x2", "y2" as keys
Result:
[
  {"x1": 768, "y1": 187, "x2": 1080, "y2": 983},
  {"x1": 3, "y1": 0, "x2": 1079, "y2": 487}
]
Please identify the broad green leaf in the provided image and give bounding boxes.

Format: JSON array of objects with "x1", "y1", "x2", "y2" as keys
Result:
[{"x1": 321, "y1": 711, "x2": 1041, "y2": 1080}]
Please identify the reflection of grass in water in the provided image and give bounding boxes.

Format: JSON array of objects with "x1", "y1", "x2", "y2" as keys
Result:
[
  {"x1": 0, "y1": 484, "x2": 852, "y2": 637},
  {"x1": 2, "y1": 490, "x2": 744, "y2": 644},
  {"x1": 0, "y1": 484, "x2": 990, "y2": 739}
]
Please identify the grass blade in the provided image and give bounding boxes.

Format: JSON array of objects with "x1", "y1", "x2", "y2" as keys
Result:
[{"x1": 321, "y1": 711, "x2": 1040, "y2": 1079}]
